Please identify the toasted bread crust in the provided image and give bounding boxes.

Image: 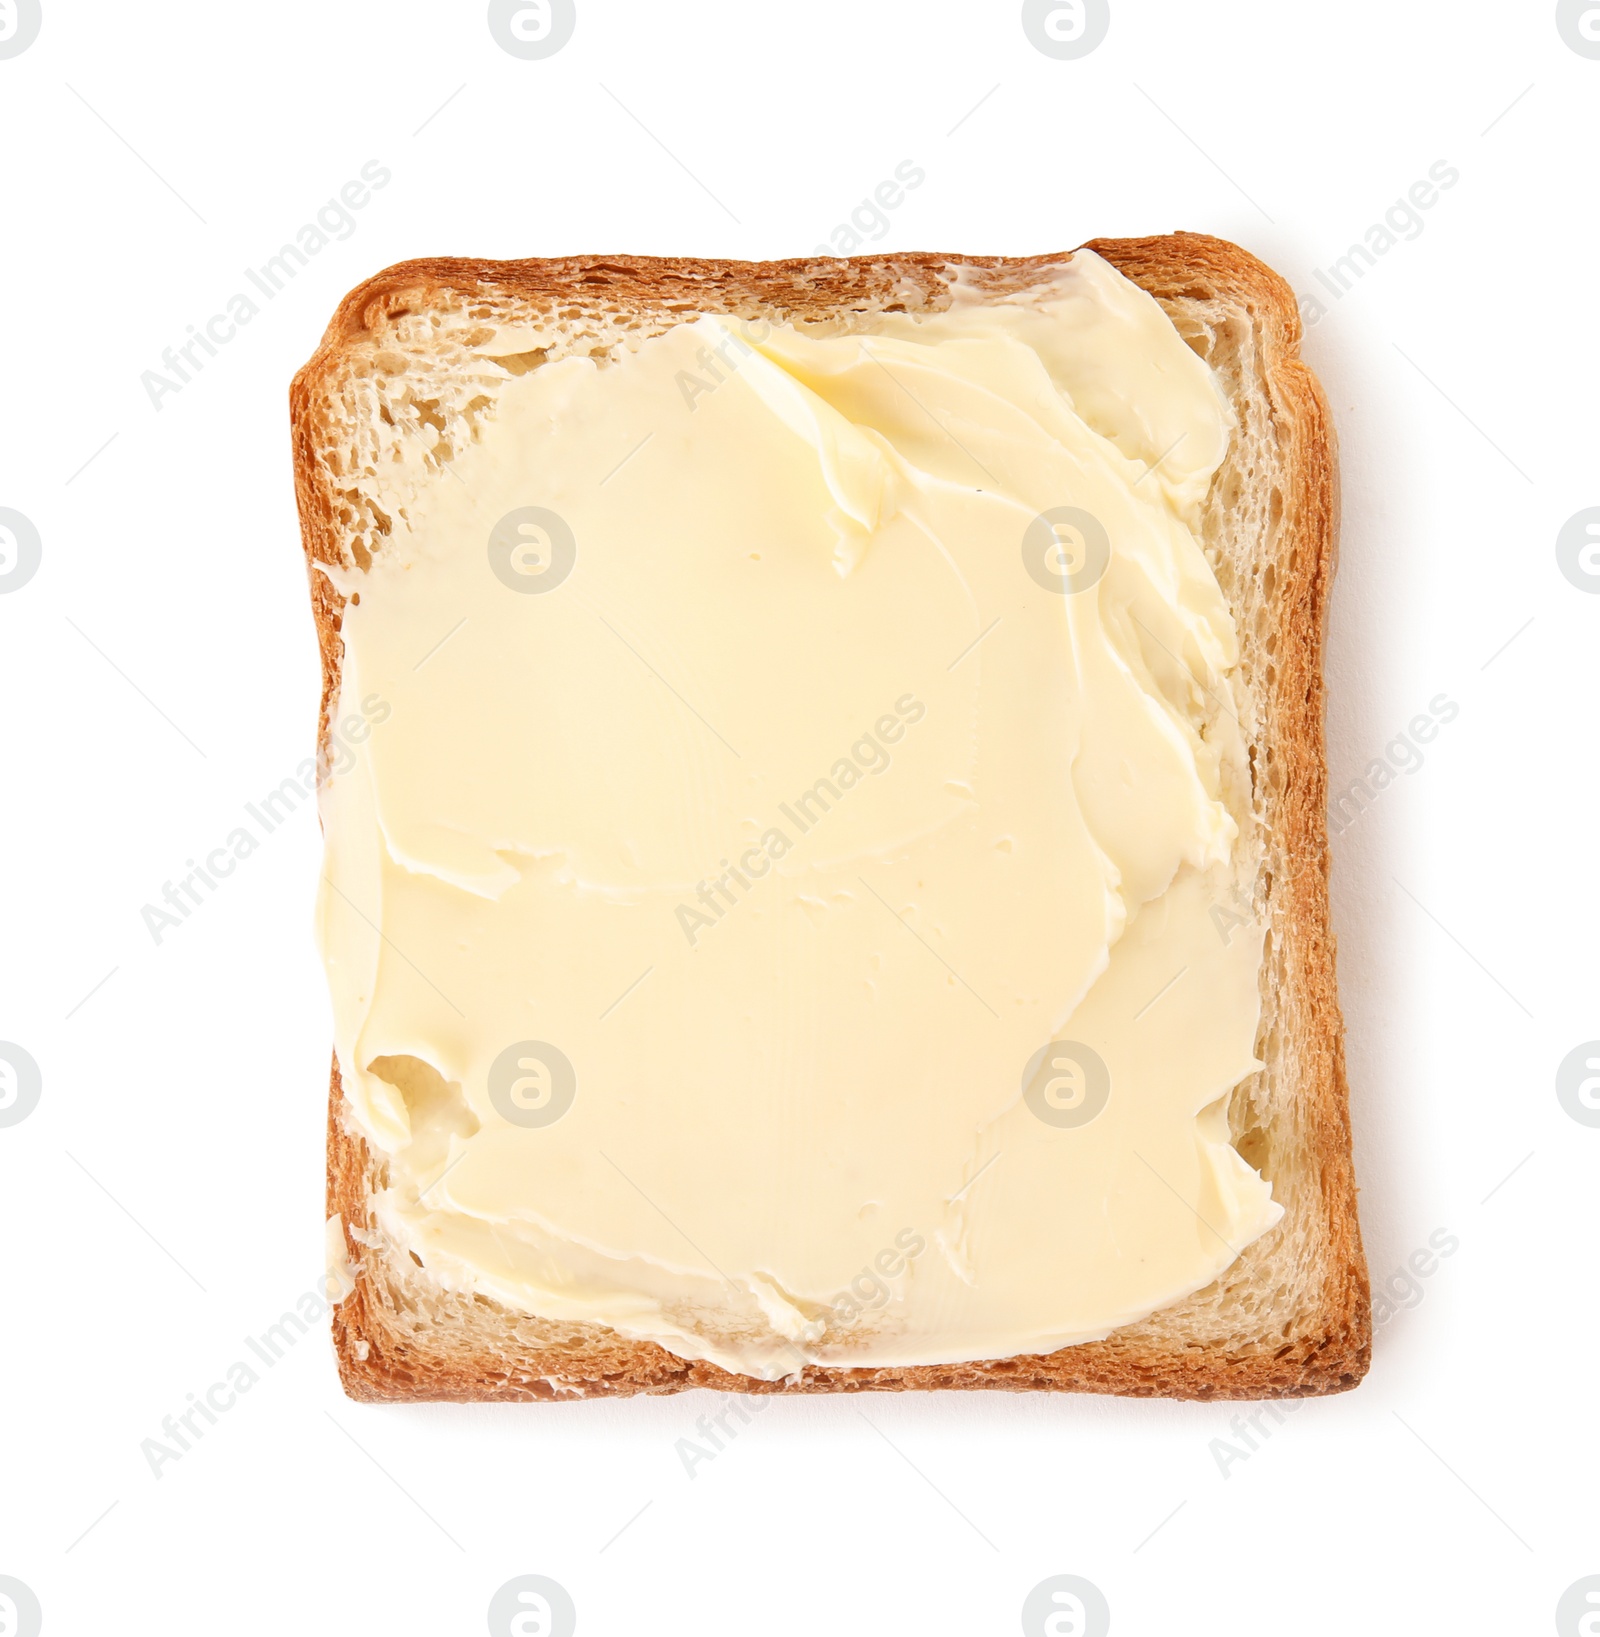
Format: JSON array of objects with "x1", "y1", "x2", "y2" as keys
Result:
[{"x1": 299, "y1": 233, "x2": 1369, "y2": 1402}]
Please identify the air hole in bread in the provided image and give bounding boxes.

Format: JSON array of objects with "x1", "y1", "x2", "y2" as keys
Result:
[
  {"x1": 368, "y1": 1054, "x2": 481, "y2": 1149},
  {"x1": 494, "y1": 349, "x2": 548, "y2": 377},
  {"x1": 410, "y1": 398, "x2": 447, "y2": 435}
]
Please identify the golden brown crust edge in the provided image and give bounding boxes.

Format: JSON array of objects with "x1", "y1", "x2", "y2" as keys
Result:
[{"x1": 301, "y1": 232, "x2": 1369, "y2": 1402}]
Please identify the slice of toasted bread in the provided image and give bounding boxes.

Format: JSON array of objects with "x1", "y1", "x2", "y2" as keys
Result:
[{"x1": 293, "y1": 232, "x2": 1368, "y2": 1402}]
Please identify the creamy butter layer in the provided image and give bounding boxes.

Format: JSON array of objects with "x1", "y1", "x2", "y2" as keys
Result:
[{"x1": 316, "y1": 248, "x2": 1282, "y2": 1378}]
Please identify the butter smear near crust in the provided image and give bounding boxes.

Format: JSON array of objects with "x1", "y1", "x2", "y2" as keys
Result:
[{"x1": 316, "y1": 248, "x2": 1282, "y2": 1379}]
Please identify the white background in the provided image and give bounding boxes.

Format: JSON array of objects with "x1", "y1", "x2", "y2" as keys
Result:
[{"x1": 1, "y1": 2, "x2": 1595, "y2": 1632}]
